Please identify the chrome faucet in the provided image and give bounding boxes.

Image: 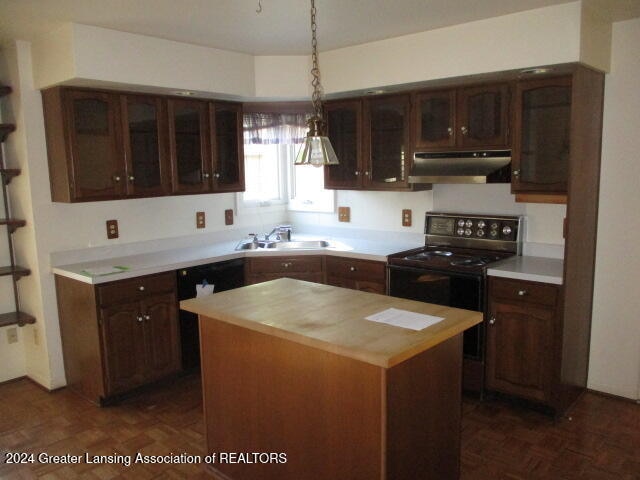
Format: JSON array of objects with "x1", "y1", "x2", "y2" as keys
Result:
[{"x1": 265, "y1": 225, "x2": 292, "y2": 241}]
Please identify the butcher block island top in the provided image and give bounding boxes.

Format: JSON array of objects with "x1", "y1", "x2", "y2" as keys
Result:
[{"x1": 180, "y1": 277, "x2": 482, "y2": 368}]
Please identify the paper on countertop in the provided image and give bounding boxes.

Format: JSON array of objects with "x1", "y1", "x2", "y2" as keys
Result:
[
  {"x1": 365, "y1": 308, "x2": 444, "y2": 331},
  {"x1": 80, "y1": 265, "x2": 130, "y2": 277},
  {"x1": 196, "y1": 283, "x2": 215, "y2": 298}
]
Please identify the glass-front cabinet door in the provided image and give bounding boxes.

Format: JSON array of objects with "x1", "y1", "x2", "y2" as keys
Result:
[
  {"x1": 512, "y1": 77, "x2": 571, "y2": 194},
  {"x1": 121, "y1": 95, "x2": 169, "y2": 197},
  {"x1": 324, "y1": 100, "x2": 363, "y2": 189},
  {"x1": 168, "y1": 99, "x2": 210, "y2": 194},
  {"x1": 457, "y1": 84, "x2": 510, "y2": 149},
  {"x1": 211, "y1": 102, "x2": 244, "y2": 192},
  {"x1": 364, "y1": 94, "x2": 411, "y2": 189},
  {"x1": 65, "y1": 90, "x2": 123, "y2": 200},
  {"x1": 413, "y1": 90, "x2": 456, "y2": 150}
]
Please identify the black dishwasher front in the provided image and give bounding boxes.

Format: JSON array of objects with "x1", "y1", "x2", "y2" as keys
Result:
[{"x1": 177, "y1": 258, "x2": 245, "y2": 371}]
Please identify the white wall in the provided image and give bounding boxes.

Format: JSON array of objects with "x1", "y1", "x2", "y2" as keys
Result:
[
  {"x1": 321, "y1": 2, "x2": 583, "y2": 93},
  {"x1": 588, "y1": 17, "x2": 640, "y2": 400}
]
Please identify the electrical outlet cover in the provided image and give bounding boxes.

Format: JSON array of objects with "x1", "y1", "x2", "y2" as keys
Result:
[
  {"x1": 7, "y1": 327, "x2": 18, "y2": 344},
  {"x1": 225, "y1": 209, "x2": 234, "y2": 226},
  {"x1": 196, "y1": 211, "x2": 206, "y2": 229},
  {"x1": 106, "y1": 219, "x2": 119, "y2": 239}
]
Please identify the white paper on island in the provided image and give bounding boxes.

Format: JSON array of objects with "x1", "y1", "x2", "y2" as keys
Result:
[{"x1": 364, "y1": 308, "x2": 444, "y2": 331}]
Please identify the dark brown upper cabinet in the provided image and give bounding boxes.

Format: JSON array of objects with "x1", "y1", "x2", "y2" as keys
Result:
[
  {"x1": 324, "y1": 100, "x2": 364, "y2": 189},
  {"x1": 210, "y1": 102, "x2": 245, "y2": 192},
  {"x1": 43, "y1": 87, "x2": 245, "y2": 202},
  {"x1": 168, "y1": 98, "x2": 210, "y2": 195},
  {"x1": 43, "y1": 88, "x2": 124, "y2": 202},
  {"x1": 364, "y1": 94, "x2": 412, "y2": 190},
  {"x1": 121, "y1": 95, "x2": 170, "y2": 197},
  {"x1": 511, "y1": 76, "x2": 571, "y2": 195},
  {"x1": 413, "y1": 83, "x2": 510, "y2": 151},
  {"x1": 324, "y1": 94, "x2": 421, "y2": 191}
]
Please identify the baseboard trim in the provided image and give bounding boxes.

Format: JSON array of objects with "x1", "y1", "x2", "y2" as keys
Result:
[
  {"x1": 0, "y1": 375, "x2": 27, "y2": 387},
  {"x1": 26, "y1": 375, "x2": 65, "y2": 393},
  {"x1": 587, "y1": 388, "x2": 639, "y2": 404}
]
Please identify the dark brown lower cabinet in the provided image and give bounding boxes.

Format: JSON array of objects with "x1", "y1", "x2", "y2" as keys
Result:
[
  {"x1": 486, "y1": 276, "x2": 574, "y2": 414},
  {"x1": 244, "y1": 256, "x2": 324, "y2": 285},
  {"x1": 56, "y1": 272, "x2": 180, "y2": 404},
  {"x1": 325, "y1": 256, "x2": 386, "y2": 294}
]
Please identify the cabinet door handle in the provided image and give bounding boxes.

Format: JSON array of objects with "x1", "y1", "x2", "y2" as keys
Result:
[
  {"x1": 364, "y1": 171, "x2": 370, "y2": 178},
  {"x1": 461, "y1": 126, "x2": 468, "y2": 135},
  {"x1": 447, "y1": 127, "x2": 453, "y2": 136},
  {"x1": 203, "y1": 172, "x2": 210, "y2": 179},
  {"x1": 143, "y1": 314, "x2": 151, "y2": 321},
  {"x1": 354, "y1": 171, "x2": 360, "y2": 176},
  {"x1": 137, "y1": 315, "x2": 144, "y2": 323},
  {"x1": 128, "y1": 175, "x2": 135, "y2": 182},
  {"x1": 349, "y1": 266, "x2": 356, "y2": 272},
  {"x1": 214, "y1": 172, "x2": 221, "y2": 179},
  {"x1": 113, "y1": 175, "x2": 121, "y2": 182},
  {"x1": 517, "y1": 290, "x2": 527, "y2": 296},
  {"x1": 281, "y1": 262, "x2": 290, "y2": 268},
  {"x1": 489, "y1": 316, "x2": 496, "y2": 325},
  {"x1": 138, "y1": 285, "x2": 145, "y2": 291},
  {"x1": 512, "y1": 170, "x2": 520, "y2": 177}
]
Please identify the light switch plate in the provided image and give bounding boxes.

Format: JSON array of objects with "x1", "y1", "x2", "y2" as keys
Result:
[
  {"x1": 225, "y1": 209, "x2": 234, "y2": 226},
  {"x1": 402, "y1": 209, "x2": 412, "y2": 227},
  {"x1": 338, "y1": 206, "x2": 350, "y2": 223},
  {"x1": 196, "y1": 211, "x2": 206, "y2": 229},
  {"x1": 106, "y1": 219, "x2": 119, "y2": 239},
  {"x1": 6, "y1": 327, "x2": 18, "y2": 344}
]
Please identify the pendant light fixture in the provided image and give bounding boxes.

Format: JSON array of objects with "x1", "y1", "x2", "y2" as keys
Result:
[{"x1": 295, "y1": 0, "x2": 339, "y2": 167}]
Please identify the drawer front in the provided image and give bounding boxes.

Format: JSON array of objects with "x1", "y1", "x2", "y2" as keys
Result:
[
  {"x1": 325, "y1": 256, "x2": 386, "y2": 282},
  {"x1": 246, "y1": 256, "x2": 323, "y2": 275},
  {"x1": 490, "y1": 277, "x2": 558, "y2": 307},
  {"x1": 98, "y1": 272, "x2": 176, "y2": 306}
]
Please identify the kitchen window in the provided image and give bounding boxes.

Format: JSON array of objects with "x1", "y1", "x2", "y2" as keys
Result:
[{"x1": 239, "y1": 111, "x2": 335, "y2": 213}]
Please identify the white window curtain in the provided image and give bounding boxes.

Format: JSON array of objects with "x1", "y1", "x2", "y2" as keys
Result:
[{"x1": 243, "y1": 112, "x2": 309, "y2": 145}]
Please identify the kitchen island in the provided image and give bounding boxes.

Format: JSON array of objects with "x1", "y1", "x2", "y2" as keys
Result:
[{"x1": 180, "y1": 278, "x2": 482, "y2": 480}]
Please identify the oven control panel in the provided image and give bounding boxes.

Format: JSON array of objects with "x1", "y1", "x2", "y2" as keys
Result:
[{"x1": 426, "y1": 214, "x2": 521, "y2": 242}]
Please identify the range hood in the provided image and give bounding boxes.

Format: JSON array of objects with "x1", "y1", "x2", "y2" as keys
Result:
[{"x1": 408, "y1": 150, "x2": 511, "y2": 184}]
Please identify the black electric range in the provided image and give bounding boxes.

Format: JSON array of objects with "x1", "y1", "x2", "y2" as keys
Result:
[{"x1": 388, "y1": 212, "x2": 523, "y2": 393}]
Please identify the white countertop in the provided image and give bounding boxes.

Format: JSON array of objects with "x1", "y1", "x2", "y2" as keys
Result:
[
  {"x1": 487, "y1": 255, "x2": 564, "y2": 285},
  {"x1": 52, "y1": 234, "x2": 422, "y2": 284}
]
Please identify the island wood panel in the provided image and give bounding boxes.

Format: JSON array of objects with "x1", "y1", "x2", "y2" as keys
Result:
[{"x1": 199, "y1": 315, "x2": 462, "y2": 480}]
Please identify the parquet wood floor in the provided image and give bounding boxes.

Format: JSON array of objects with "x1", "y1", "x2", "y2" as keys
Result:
[{"x1": 0, "y1": 375, "x2": 638, "y2": 479}]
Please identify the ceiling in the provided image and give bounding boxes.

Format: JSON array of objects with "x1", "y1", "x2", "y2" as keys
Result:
[{"x1": 0, "y1": 0, "x2": 639, "y2": 55}]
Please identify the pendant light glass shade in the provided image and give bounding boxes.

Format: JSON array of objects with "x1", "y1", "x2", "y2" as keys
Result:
[
  {"x1": 295, "y1": 0, "x2": 339, "y2": 167},
  {"x1": 295, "y1": 116, "x2": 339, "y2": 167}
]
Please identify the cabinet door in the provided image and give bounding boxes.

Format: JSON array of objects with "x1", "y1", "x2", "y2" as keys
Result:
[
  {"x1": 413, "y1": 90, "x2": 456, "y2": 150},
  {"x1": 457, "y1": 84, "x2": 510, "y2": 149},
  {"x1": 100, "y1": 301, "x2": 146, "y2": 395},
  {"x1": 168, "y1": 99, "x2": 210, "y2": 193},
  {"x1": 512, "y1": 77, "x2": 571, "y2": 194},
  {"x1": 64, "y1": 90, "x2": 124, "y2": 200},
  {"x1": 142, "y1": 293, "x2": 180, "y2": 381},
  {"x1": 121, "y1": 95, "x2": 170, "y2": 197},
  {"x1": 211, "y1": 102, "x2": 245, "y2": 192},
  {"x1": 486, "y1": 299, "x2": 554, "y2": 402},
  {"x1": 364, "y1": 95, "x2": 412, "y2": 189},
  {"x1": 324, "y1": 100, "x2": 363, "y2": 189}
]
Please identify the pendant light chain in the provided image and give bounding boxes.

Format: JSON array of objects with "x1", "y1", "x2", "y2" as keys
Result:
[{"x1": 310, "y1": 0, "x2": 323, "y2": 119}]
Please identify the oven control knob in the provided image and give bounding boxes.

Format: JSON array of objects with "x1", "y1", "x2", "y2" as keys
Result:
[
  {"x1": 502, "y1": 226, "x2": 512, "y2": 236},
  {"x1": 457, "y1": 228, "x2": 465, "y2": 236},
  {"x1": 489, "y1": 230, "x2": 498, "y2": 238},
  {"x1": 465, "y1": 220, "x2": 473, "y2": 228},
  {"x1": 477, "y1": 220, "x2": 486, "y2": 229},
  {"x1": 464, "y1": 228, "x2": 472, "y2": 236},
  {"x1": 490, "y1": 222, "x2": 499, "y2": 230},
  {"x1": 457, "y1": 219, "x2": 465, "y2": 227},
  {"x1": 477, "y1": 229, "x2": 485, "y2": 237}
]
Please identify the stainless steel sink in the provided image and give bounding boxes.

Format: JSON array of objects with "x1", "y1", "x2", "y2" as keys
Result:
[
  {"x1": 270, "y1": 240, "x2": 330, "y2": 250},
  {"x1": 235, "y1": 240, "x2": 330, "y2": 251}
]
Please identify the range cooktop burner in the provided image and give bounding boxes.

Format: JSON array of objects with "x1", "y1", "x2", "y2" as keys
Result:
[
  {"x1": 405, "y1": 250, "x2": 453, "y2": 261},
  {"x1": 449, "y1": 256, "x2": 492, "y2": 267}
]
